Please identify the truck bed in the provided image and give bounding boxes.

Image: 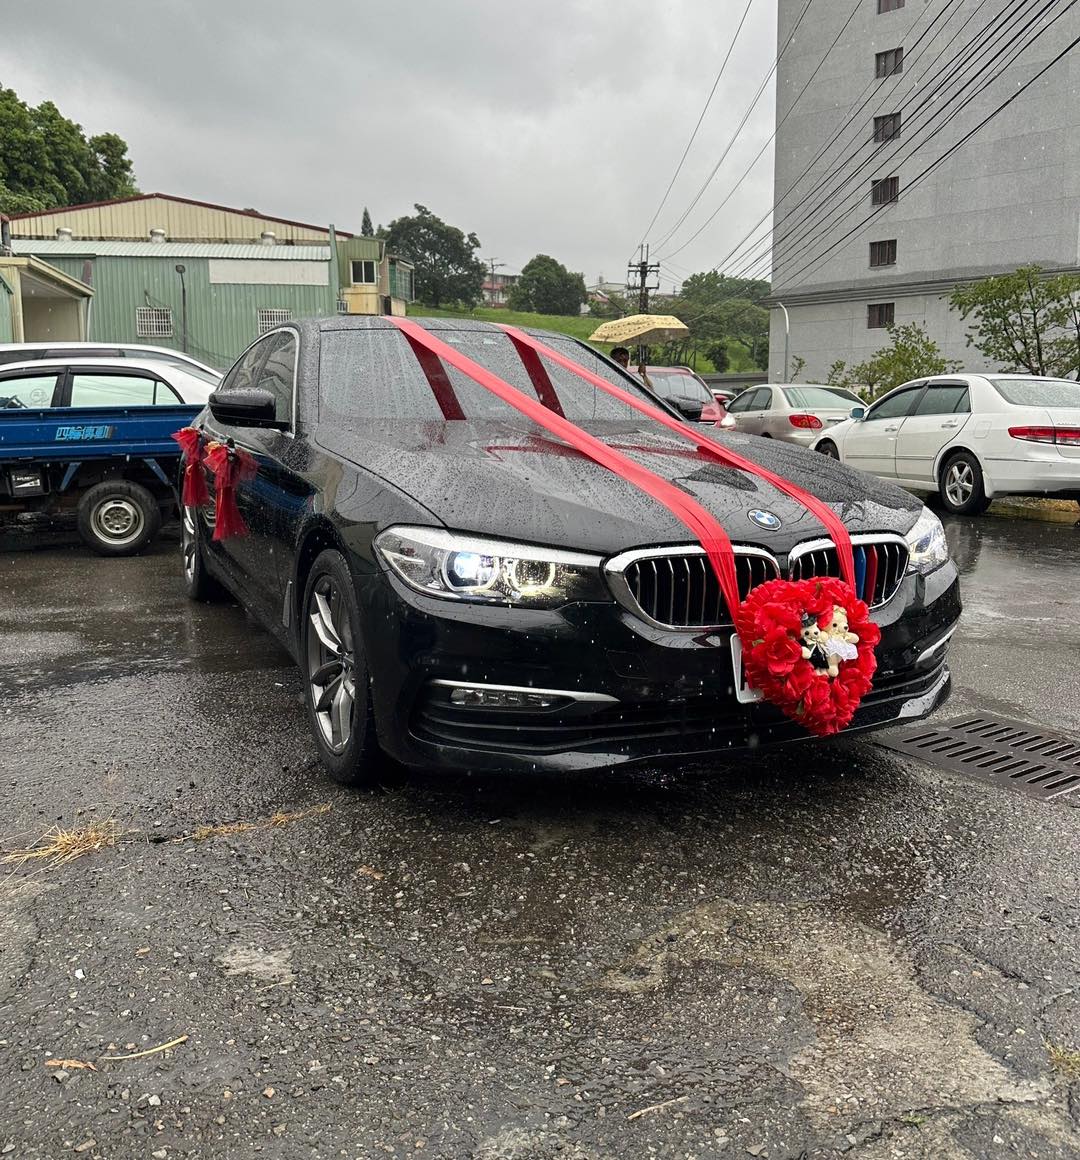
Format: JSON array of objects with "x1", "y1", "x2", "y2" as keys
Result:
[{"x1": 0, "y1": 404, "x2": 200, "y2": 462}]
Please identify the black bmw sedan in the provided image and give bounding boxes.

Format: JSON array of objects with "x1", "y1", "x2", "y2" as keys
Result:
[{"x1": 182, "y1": 317, "x2": 960, "y2": 783}]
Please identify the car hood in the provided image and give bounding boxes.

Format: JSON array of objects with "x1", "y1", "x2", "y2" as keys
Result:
[{"x1": 317, "y1": 418, "x2": 923, "y2": 557}]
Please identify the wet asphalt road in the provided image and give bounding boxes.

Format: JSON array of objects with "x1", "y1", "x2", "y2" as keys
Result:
[{"x1": 1, "y1": 510, "x2": 1078, "y2": 1160}]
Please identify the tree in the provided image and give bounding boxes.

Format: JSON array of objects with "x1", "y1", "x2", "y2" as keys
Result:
[
  {"x1": 508, "y1": 254, "x2": 587, "y2": 315},
  {"x1": 384, "y1": 204, "x2": 486, "y2": 308},
  {"x1": 704, "y1": 340, "x2": 729, "y2": 373},
  {"x1": 0, "y1": 87, "x2": 137, "y2": 214},
  {"x1": 361, "y1": 207, "x2": 374, "y2": 237},
  {"x1": 827, "y1": 323, "x2": 959, "y2": 398},
  {"x1": 949, "y1": 265, "x2": 1080, "y2": 378},
  {"x1": 789, "y1": 355, "x2": 807, "y2": 382}
]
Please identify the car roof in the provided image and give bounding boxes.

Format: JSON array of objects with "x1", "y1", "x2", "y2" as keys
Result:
[
  {"x1": 0, "y1": 356, "x2": 203, "y2": 381},
  {"x1": 0, "y1": 341, "x2": 217, "y2": 366}
]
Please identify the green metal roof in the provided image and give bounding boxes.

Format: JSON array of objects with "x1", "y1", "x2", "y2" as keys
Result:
[{"x1": 13, "y1": 240, "x2": 330, "y2": 260}]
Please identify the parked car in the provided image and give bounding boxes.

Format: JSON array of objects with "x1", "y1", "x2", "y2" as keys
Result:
[
  {"x1": 709, "y1": 387, "x2": 737, "y2": 405},
  {"x1": 813, "y1": 374, "x2": 1080, "y2": 515},
  {"x1": 0, "y1": 358, "x2": 210, "y2": 553},
  {"x1": 0, "y1": 342, "x2": 222, "y2": 384},
  {"x1": 181, "y1": 318, "x2": 959, "y2": 784},
  {"x1": 725, "y1": 383, "x2": 864, "y2": 446},
  {"x1": 640, "y1": 365, "x2": 731, "y2": 425}
]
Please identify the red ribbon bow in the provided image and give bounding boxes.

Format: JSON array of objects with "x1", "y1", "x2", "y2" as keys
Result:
[
  {"x1": 203, "y1": 441, "x2": 256, "y2": 541},
  {"x1": 171, "y1": 426, "x2": 210, "y2": 508}
]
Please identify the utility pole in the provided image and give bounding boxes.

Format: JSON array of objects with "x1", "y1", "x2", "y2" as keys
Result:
[
  {"x1": 626, "y1": 243, "x2": 661, "y2": 363},
  {"x1": 486, "y1": 258, "x2": 504, "y2": 306},
  {"x1": 174, "y1": 264, "x2": 188, "y2": 354}
]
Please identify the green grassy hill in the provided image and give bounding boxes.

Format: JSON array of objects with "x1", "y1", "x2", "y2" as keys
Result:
[{"x1": 407, "y1": 304, "x2": 756, "y2": 373}]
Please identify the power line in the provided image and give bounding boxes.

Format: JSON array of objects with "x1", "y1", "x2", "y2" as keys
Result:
[
  {"x1": 767, "y1": 0, "x2": 1069, "y2": 285},
  {"x1": 648, "y1": 0, "x2": 819, "y2": 252},
  {"x1": 674, "y1": 0, "x2": 975, "y2": 278},
  {"x1": 777, "y1": 18, "x2": 1080, "y2": 290},
  {"x1": 771, "y1": 0, "x2": 1053, "y2": 264},
  {"x1": 632, "y1": 0, "x2": 760, "y2": 258},
  {"x1": 710, "y1": 0, "x2": 1064, "y2": 287}
]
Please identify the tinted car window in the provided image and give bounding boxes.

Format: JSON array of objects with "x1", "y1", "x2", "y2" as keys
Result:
[
  {"x1": 867, "y1": 386, "x2": 921, "y2": 421},
  {"x1": 783, "y1": 386, "x2": 861, "y2": 409},
  {"x1": 991, "y1": 378, "x2": 1080, "y2": 407},
  {"x1": 220, "y1": 337, "x2": 270, "y2": 394},
  {"x1": 914, "y1": 384, "x2": 969, "y2": 415},
  {"x1": 255, "y1": 331, "x2": 296, "y2": 424},
  {"x1": 69, "y1": 373, "x2": 156, "y2": 407},
  {"x1": 319, "y1": 331, "x2": 662, "y2": 424},
  {"x1": 644, "y1": 369, "x2": 713, "y2": 406},
  {"x1": 0, "y1": 373, "x2": 59, "y2": 408}
]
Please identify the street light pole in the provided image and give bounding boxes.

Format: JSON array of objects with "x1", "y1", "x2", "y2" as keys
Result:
[
  {"x1": 776, "y1": 300, "x2": 790, "y2": 382},
  {"x1": 174, "y1": 264, "x2": 188, "y2": 353}
]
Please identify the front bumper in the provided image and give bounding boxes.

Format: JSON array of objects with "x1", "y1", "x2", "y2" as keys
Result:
[{"x1": 360, "y1": 560, "x2": 961, "y2": 773}]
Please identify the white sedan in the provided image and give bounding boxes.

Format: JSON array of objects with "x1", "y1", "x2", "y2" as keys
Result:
[
  {"x1": 0, "y1": 357, "x2": 215, "y2": 408},
  {"x1": 813, "y1": 373, "x2": 1080, "y2": 514}
]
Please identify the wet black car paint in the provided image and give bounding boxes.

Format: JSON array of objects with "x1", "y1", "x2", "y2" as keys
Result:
[{"x1": 194, "y1": 317, "x2": 960, "y2": 772}]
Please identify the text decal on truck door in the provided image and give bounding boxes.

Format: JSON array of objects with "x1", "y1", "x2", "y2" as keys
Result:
[{"x1": 55, "y1": 425, "x2": 115, "y2": 441}]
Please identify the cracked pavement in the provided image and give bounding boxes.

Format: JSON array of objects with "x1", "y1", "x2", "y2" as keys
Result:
[{"x1": 1, "y1": 511, "x2": 1078, "y2": 1159}]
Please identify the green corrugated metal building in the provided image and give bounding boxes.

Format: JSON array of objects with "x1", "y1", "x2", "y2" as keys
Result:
[{"x1": 8, "y1": 194, "x2": 413, "y2": 368}]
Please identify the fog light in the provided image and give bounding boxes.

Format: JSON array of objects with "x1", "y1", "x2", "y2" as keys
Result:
[{"x1": 449, "y1": 686, "x2": 558, "y2": 709}]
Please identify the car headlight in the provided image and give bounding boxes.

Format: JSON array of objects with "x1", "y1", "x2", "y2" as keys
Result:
[
  {"x1": 373, "y1": 526, "x2": 609, "y2": 608},
  {"x1": 905, "y1": 507, "x2": 949, "y2": 575}
]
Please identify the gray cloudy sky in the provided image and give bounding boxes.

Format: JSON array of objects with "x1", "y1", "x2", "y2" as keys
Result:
[{"x1": 2, "y1": 0, "x2": 778, "y2": 287}]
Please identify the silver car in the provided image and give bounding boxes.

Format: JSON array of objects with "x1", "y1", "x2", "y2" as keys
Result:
[{"x1": 725, "y1": 383, "x2": 864, "y2": 447}]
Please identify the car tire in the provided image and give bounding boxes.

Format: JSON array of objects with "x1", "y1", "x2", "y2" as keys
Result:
[
  {"x1": 181, "y1": 505, "x2": 225, "y2": 601},
  {"x1": 939, "y1": 451, "x2": 991, "y2": 515},
  {"x1": 817, "y1": 440, "x2": 840, "y2": 459},
  {"x1": 77, "y1": 480, "x2": 161, "y2": 556},
  {"x1": 301, "y1": 549, "x2": 383, "y2": 787}
]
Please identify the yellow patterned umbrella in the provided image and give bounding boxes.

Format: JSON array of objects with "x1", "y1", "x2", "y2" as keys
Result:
[{"x1": 588, "y1": 314, "x2": 689, "y2": 345}]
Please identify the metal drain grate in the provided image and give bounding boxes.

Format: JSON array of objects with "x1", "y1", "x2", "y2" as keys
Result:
[{"x1": 877, "y1": 714, "x2": 1080, "y2": 801}]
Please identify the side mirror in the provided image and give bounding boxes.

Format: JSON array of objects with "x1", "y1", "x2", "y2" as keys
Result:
[
  {"x1": 208, "y1": 387, "x2": 287, "y2": 430},
  {"x1": 850, "y1": 405, "x2": 866, "y2": 420}
]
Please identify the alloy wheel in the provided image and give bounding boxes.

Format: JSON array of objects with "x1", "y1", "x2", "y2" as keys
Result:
[
  {"x1": 93, "y1": 497, "x2": 144, "y2": 547},
  {"x1": 306, "y1": 575, "x2": 356, "y2": 753},
  {"x1": 182, "y1": 506, "x2": 197, "y2": 583},
  {"x1": 945, "y1": 461, "x2": 974, "y2": 506}
]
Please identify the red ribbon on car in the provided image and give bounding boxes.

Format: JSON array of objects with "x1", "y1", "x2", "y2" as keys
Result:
[
  {"x1": 203, "y1": 440, "x2": 257, "y2": 541},
  {"x1": 389, "y1": 316, "x2": 743, "y2": 612},
  {"x1": 389, "y1": 317, "x2": 855, "y2": 620},
  {"x1": 499, "y1": 325, "x2": 857, "y2": 589},
  {"x1": 171, "y1": 426, "x2": 210, "y2": 508}
]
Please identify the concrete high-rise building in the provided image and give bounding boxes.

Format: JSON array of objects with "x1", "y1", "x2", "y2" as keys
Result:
[{"x1": 767, "y1": 0, "x2": 1080, "y2": 381}]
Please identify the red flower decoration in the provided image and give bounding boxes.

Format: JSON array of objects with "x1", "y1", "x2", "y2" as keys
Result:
[{"x1": 735, "y1": 576, "x2": 881, "y2": 736}]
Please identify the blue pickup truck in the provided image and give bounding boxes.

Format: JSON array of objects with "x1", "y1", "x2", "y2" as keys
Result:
[{"x1": 0, "y1": 359, "x2": 210, "y2": 554}]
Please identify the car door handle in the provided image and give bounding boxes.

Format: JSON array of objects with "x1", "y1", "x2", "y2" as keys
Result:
[
  {"x1": 940, "y1": 421, "x2": 960, "y2": 428},
  {"x1": 884, "y1": 425, "x2": 899, "y2": 432}
]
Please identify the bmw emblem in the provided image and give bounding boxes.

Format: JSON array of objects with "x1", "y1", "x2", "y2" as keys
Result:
[{"x1": 748, "y1": 509, "x2": 782, "y2": 531}]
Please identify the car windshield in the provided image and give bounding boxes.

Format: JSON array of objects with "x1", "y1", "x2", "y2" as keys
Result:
[
  {"x1": 991, "y1": 377, "x2": 1080, "y2": 407},
  {"x1": 783, "y1": 386, "x2": 861, "y2": 408},
  {"x1": 644, "y1": 369, "x2": 713, "y2": 405},
  {"x1": 319, "y1": 330, "x2": 665, "y2": 424}
]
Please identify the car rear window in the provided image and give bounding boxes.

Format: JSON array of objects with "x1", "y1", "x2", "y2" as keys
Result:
[
  {"x1": 319, "y1": 330, "x2": 662, "y2": 424},
  {"x1": 991, "y1": 378, "x2": 1080, "y2": 407},
  {"x1": 645, "y1": 369, "x2": 713, "y2": 404},
  {"x1": 783, "y1": 386, "x2": 860, "y2": 408}
]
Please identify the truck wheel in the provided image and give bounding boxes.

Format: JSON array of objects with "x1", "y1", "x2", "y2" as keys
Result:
[
  {"x1": 77, "y1": 480, "x2": 161, "y2": 556},
  {"x1": 182, "y1": 505, "x2": 225, "y2": 601}
]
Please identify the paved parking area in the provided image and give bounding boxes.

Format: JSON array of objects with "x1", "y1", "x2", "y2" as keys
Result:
[{"x1": 1, "y1": 512, "x2": 1078, "y2": 1159}]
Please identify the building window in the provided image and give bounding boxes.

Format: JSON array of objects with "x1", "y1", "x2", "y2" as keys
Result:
[
  {"x1": 351, "y1": 259, "x2": 377, "y2": 285},
  {"x1": 874, "y1": 113, "x2": 902, "y2": 143},
  {"x1": 257, "y1": 308, "x2": 292, "y2": 335},
  {"x1": 869, "y1": 240, "x2": 897, "y2": 267},
  {"x1": 875, "y1": 47, "x2": 903, "y2": 77},
  {"x1": 878, "y1": 0, "x2": 904, "y2": 11},
  {"x1": 871, "y1": 176, "x2": 900, "y2": 205},
  {"x1": 135, "y1": 307, "x2": 173, "y2": 338},
  {"x1": 868, "y1": 302, "x2": 895, "y2": 328}
]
